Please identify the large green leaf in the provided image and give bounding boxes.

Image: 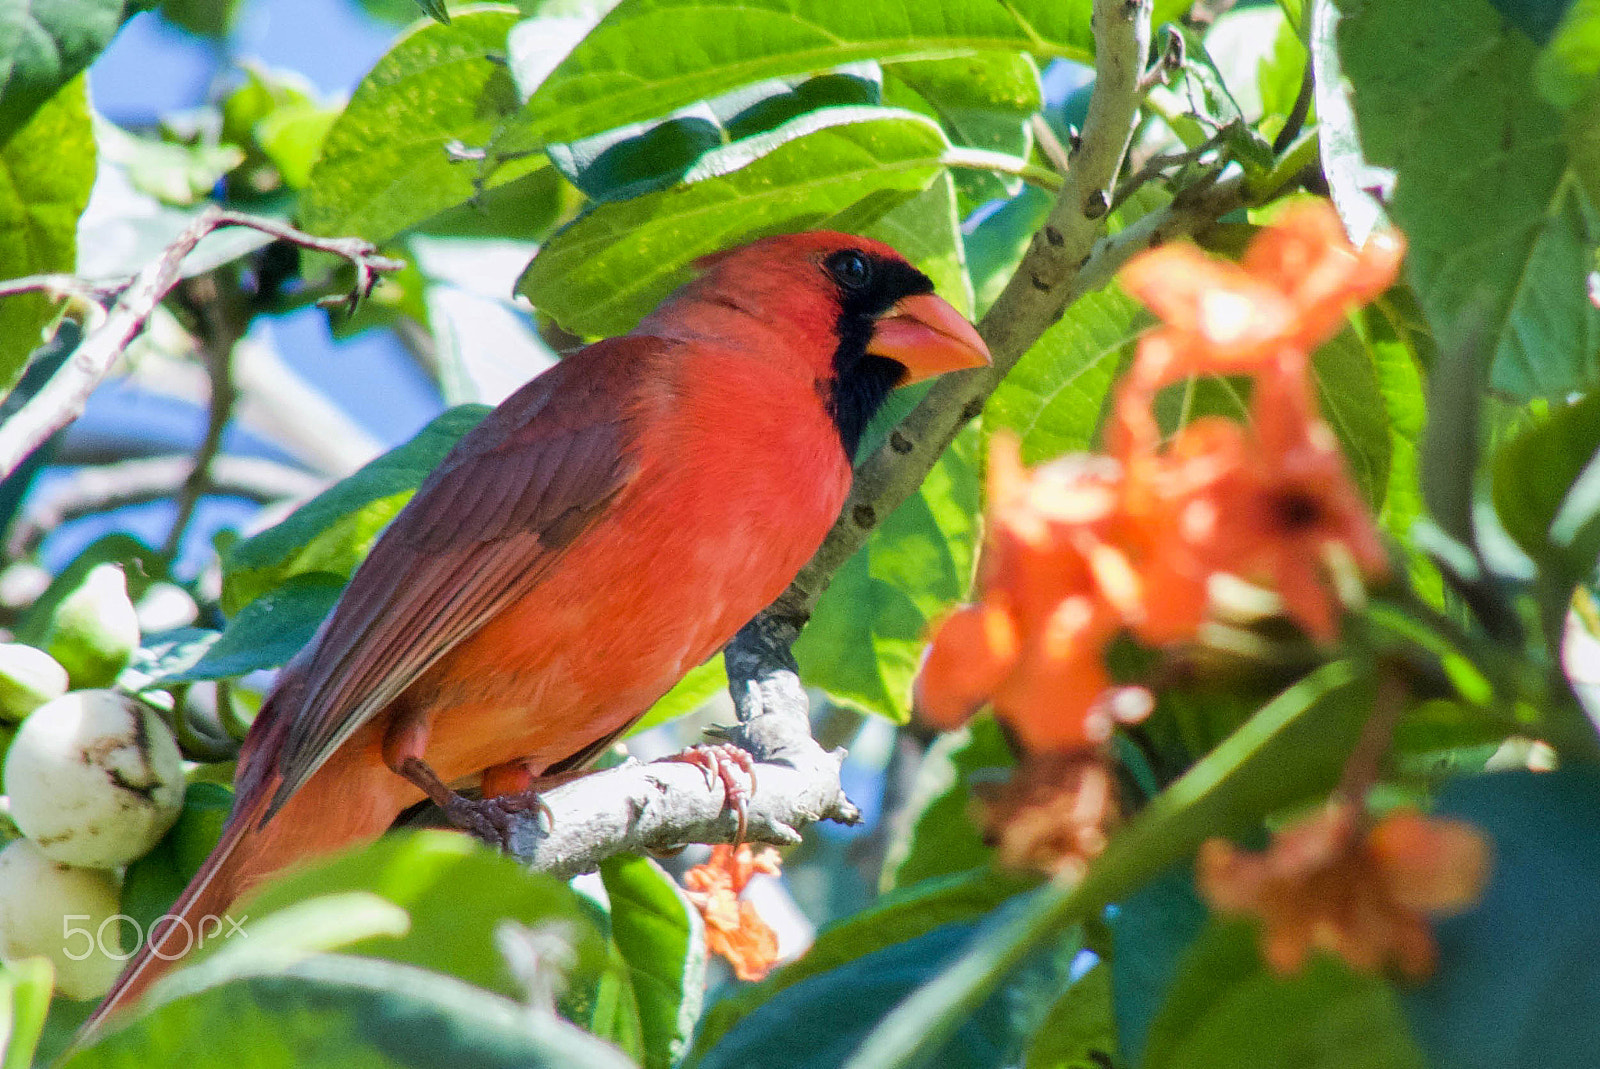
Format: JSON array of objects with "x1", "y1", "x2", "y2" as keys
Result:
[
  {"x1": 64, "y1": 954, "x2": 638, "y2": 1069},
  {"x1": 697, "y1": 899, "x2": 1078, "y2": 1069},
  {"x1": 0, "y1": 0, "x2": 139, "y2": 143},
  {"x1": 983, "y1": 283, "x2": 1141, "y2": 464},
  {"x1": 796, "y1": 422, "x2": 980, "y2": 722},
  {"x1": 1024, "y1": 964, "x2": 1116, "y2": 1069},
  {"x1": 547, "y1": 65, "x2": 883, "y2": 203},
  {"x1": 692, "y1": 866, "x2": 1037, "y2": 1062},
  {"x1": 1143, "y1": 920, "x2": 1424, "y2": 1069},
  {"x1": 1311, "y1": 322, "x2": 1392, "y2": 509},
  {"x1": 885, "y1": 53, "x2": 1039, "y2": 210},
  {"x1": 299, "y1": 7, "x2": 545, "y2": 244},
  {"x1": 492, "y1": 0, "x2": 1095, "y2": 159},
  {"x1": 0, "y1": 74, "x2": 94, "y2": 390},
  {"x1": 517, "y1": 106, "x2": 952, "y2": 337},
  {"x1": 227, "y1": 831, "x2": 608, "y2": 1000},
  {"x1": 599, "y1": 855, "x2": 704, "y2": 1069},
  {"x1": 166, "y1": 572, "x2": 345, "y2": 681},
  {"x1": 221, "y1": 405, "x2": 489, "y2": 615},
  {"x1": 1405, "y1": 769, "x2": 1600, "y2": 1069},
  {"x1": 1338, "y1": 0, "x2": 1600, "y2": 400}
]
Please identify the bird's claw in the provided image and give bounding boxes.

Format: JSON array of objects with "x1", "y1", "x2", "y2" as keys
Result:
[
  {"x1": 665, "y1": 743, "x2": 756, "y2": 843},
  {"x1": 440, "y1": 792, "x2": 552, "y2": 852}
]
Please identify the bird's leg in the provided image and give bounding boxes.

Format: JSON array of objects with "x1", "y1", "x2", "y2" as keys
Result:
[
  {"x1": 661, "y1": 743, "x2": 757, "y2": 843},
  {"x1": 384, "y1": 711, "x2": 550, "y2": 849},
  {"x1": 394, "y1": 755, "x2": 523, "y2": 849}
]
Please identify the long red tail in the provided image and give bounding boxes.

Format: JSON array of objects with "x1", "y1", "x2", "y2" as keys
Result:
[{"x1": 83, "y1": 786, "x2": 273, "y2": 1033}]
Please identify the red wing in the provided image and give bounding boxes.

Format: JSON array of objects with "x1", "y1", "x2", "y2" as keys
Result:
[{"x1": 266, "y1": 338, "x2": 659, "y2": 812}]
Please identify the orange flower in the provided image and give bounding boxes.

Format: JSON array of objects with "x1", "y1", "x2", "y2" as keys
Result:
[
  {"x1": 1111, "y1": 200, "x2": 1405, "y2": 456},
  {"x1": 975, "y1": 749, "x2": 1123, "y2": 878},
  {"x1": 916, "y1": 437, "x2": 1126, "y2": 752},
  {"x1": 683, "y1": 844, "x2": 783, "y2": 981},
  {"x1": 1197, "y1": 803, "x2": 1490, "y2": 980}
]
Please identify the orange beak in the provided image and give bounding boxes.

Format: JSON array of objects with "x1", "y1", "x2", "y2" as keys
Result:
[{"x1": 868, "y1": 293, "x2": 991, "y2": 385}]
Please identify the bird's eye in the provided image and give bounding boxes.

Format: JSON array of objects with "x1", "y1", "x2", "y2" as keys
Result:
[{"x1": 825, "y1": 250, "x2": 872, "y2": 291}]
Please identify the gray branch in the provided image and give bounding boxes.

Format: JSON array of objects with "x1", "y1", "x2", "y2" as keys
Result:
[{"x1": 0, "y1": 208, "x2": 402, "y2": 480}]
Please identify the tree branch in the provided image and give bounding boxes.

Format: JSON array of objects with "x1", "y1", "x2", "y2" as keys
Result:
[
  {"x1": 6, "y1": 454, "x2": 324, "y2": 557},
  {"x1": 505, "y1": 615, "x2": 861, "y2": 878},
  {"x1": 0, "y1": 208, "x2": 403, "y2": 480}
]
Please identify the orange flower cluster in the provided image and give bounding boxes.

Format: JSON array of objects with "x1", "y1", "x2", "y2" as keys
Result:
[
  {"x1": 1197, "y1": 802, "x2": 1490, "y2": 979},
  {"x1": 683, "y1": 843, "x2": 783, "y2": 981},
  {"x1": 916, "y1": 201, "x2": 1404, "y2": 756}
]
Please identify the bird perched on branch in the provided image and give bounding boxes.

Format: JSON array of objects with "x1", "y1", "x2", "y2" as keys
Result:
[{"x1": 90, "y1": 231, "x2": 989, "y2": 1026}]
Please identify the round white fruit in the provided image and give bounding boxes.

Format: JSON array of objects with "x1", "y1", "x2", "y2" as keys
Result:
[
  {"x1": 0, "y1": 838, "x2": 125, "y2": 999},
  {"x1": 6, "y1": 690, "x2": 184, "y2": 868}
]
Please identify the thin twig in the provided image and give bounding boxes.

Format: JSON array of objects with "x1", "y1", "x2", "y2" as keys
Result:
[
  {"x1": 1029, "y1": 115, "x2": 1074, "y2": 176},
  {"x1": 942, "y1": 148, "x2": 1064, "y2": 193},
  {"x1": 163, "y1": 273, "x2": 250, "y2": 559},
  {"x1": 0, "y1": 208, "x2": 403, "y2": 480}
]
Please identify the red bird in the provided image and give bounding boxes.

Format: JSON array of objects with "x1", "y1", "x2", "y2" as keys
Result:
[{"x1": 91, "y1": 231, "x2": 989, "y2": 1023}]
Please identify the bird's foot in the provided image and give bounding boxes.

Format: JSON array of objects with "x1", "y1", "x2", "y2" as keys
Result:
[
  {"x1": 397, "y1": 756, "x2": 551, "y2": 852},
  {"x1": 663, "y1": 743, "x2": 757, "y2": 843}
]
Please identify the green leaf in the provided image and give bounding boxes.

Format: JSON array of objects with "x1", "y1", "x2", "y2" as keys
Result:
[
  {"x1": 836, "y1": 662, "x2": 1372, "y2": 1069},
  {"x1": 300, "y1": 7, "x2": 545, "y2": 244},
  {"x1": 1024, "y1": 964, "x2": 1117, "y2": 1069},
  {"x1": 64, "y1": 954, "x2": 638, "y2": 1069},
  {"x1": 1143, "y1": 920, "x2": 1424, "y2": 1069},
  {"x1": 1492, "y1": 390, "x2": 1600, "y2": 582},
  {"x1": 600, "y1": 855, "x2": 704, "y2": 1069},
  {"x1": 983, "y1": 283, "x2": 1142, "y2": 463},
  {"x1": 0, "y1": 74, "x2": 94, "y2": 390},
  {"x1": 95, "y1": 119, "x2": 244, "y2": 207},
  {"x1": 1405, "y1": 768, "x2": 1600, "y2": 1069},
  {"x1": 0, "y1": 0, "x2": 137, "y2": 143},
  {"x1": 228, "y1": 831, "x2": 608, "y2": 1000},
  {"x1": 1109, "y1": 867, "x2": 1208, "y2": 1066},
  {"x1": 1535, "y1": 0, "x2": 1600, "y2": 108},
  {"x1": 796, "y1": 422, "x2": 980, "y2": 721},
  {"x1": 549, "y1": 66, "x2": 883, "y2": 203},
  {"x1": 222, "y1": 405, "x2": 489, "y2": 615},
  {"x1": 1312, "y1": 322, "x2": 1392, "y2": 509},
  {"x1": 698, "y1": 904, "x2": 1080, "y2": 1069},
  {"x1": 1339, "y1": 0, "x2": 1600, "y2": 399},
  {"x1": 1359, "y1": 293, "x2": 1441, "y2": 600},
  {"x1": 692, "y1": 866, "x2": 1037, "y2": 1061},
  {"x1": 0, "y1": 958, "x2": 52, "y2": 1069},
  {"x1": 171, "y1": 572, "x2": 345, "y2": 681},
  {"x1": 879, "y1": 717, "x2": 1011, "y2": 893},
  {"x1": 517, "y1": 106, "x2": 952, "y2": 337},
  {"x1": 886, "y1": 53, "x2": 1040, "y2": 210},
  {"x1": 493, "y1": 0, "x2": 1094, "y2": 158}
]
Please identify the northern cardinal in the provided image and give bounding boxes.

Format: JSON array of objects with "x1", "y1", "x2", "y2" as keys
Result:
[{"x1": 90, "y1": 231, "x2": 988, "y2": 1024}]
